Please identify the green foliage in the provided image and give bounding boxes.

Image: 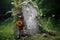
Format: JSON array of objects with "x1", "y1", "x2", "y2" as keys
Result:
[
  {"x1": 34, "y1": 0, "x2": 60, "y2": 32},
  {"x1": 0, "y1": 20, "x2": 15, "y2": 40},
  {"x1": 0, "y1": 0, "x2": 60, "y2": 40}
]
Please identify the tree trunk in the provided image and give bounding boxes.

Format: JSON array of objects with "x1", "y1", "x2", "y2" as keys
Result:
[{"x1": 22, "y1": 3, "x2": 39, "y2": 35}]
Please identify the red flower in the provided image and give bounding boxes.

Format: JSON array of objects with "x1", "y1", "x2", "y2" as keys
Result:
[{"x1": 16, "y1": 20, "x2": 23, "y2": 26}]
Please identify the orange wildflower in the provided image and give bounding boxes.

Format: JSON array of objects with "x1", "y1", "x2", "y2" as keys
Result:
[{"x1": 16, "y1": 20, "x2": 23, "y2": 26}]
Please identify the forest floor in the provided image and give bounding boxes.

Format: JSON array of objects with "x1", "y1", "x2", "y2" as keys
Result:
[{"x1": 0, "y1": 20, "x2": 60, "y2": 40}]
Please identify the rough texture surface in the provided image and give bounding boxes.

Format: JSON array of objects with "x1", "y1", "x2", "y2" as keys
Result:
[{"x1": 22, "y1": 3, "x2": 39, "y2": 35}]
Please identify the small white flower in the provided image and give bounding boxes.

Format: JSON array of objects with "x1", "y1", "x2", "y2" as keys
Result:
[
  {"x1": 52, "y1": 14, "x2": 55, "y2": 17},
  {"x1": 11, "y1": 2, "x2": 14, "y2": 5}
]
